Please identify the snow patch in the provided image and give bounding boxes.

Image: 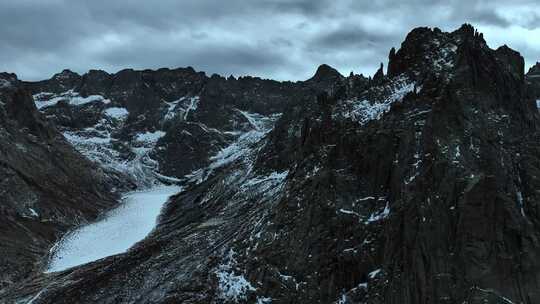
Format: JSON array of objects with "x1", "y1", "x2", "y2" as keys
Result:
[
  {"x1": 336, "y1": 294, "x2": 347, "y2": 304},
  {"x1": 357, "y1": 196, "x2": 375, "y2": 201},
  {"x1": 256, "y1": 297, "x2": 272, "y2": 304},
  {"x1": 338, "y1": 209, "x2": 360, "y2": 217},
  {"x1": 46, "y1": 185, "x2": 181, "y2": 273},
  {"x1": 240, "y1": 170, "x2": 289, "y2": 196},
  {"x1": 366, "y1": 202, "x2": 390, "y2": 223},
  {"x1": 104, "y1": 107, "x2": 129, "y2": 120},
  {"x1": 215, "y1": 250, "x2": 256, "y2": 302},
  {"x1": 216, "y1": 271, "x2": 256, "y2": 302},
  {"x1": 517, "y1": 191, "x2": 526, "y2": 218},
  {"x1": 135, "y1": 131, "x2": 166, "y2": 144},
  {"x1": 33, "y1": 90, "x2": 110, "y2": 110},
  {"x1": 63, "y1": 131, "x2": 111, "y2": 144},
  {"x1": 29, "y1": 208, "x2": 39, "y2": 217},
  {"x1": 368, "y1": 268, "x2": 382, "y2": 279}
]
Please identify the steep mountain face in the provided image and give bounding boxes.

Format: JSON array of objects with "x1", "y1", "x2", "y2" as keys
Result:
[
  {"x1": 0, "y1": 74, "x2": 118, "y2": 292},
  {"x1": 2, "y1": 24, "x2": 540, "y2": 304},
  {"x1": 22, "y1": 67, "x2": 324, "y2": 187},
  {"x1": 527, "y1": 62, "x2": 540, "y2": 103}
]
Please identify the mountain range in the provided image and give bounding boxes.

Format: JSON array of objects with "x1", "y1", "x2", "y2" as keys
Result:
[{"x1": 1, "y1": 24, "x2": 540, "y2": 303}]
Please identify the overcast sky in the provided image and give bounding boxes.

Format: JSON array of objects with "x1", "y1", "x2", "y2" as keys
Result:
[{"x1": 1, "y1": 0, "x2": 539, "y2": 81}]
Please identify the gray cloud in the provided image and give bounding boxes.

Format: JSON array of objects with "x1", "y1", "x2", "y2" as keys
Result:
[
  {"x1": 312, "y1": 26, "x2": 399, "y2": 50},
  {"x1": 0, "y1": 0, "x2": 538, "y2": 81}
]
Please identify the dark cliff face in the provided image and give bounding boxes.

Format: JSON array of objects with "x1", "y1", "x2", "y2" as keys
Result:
[
  {"x1": 0, "y1": 74, "x2": 118, "y2": 291},
  {"x1": 2, "y1": 24, "x2": 540, "y2": 304},
  {"x1": 526, "y1": 62, "x2": 540, "y2": 102}
]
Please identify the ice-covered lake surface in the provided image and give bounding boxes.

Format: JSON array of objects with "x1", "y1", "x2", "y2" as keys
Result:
[{"x1": 46, "y1": 185, "x2": 182, "y2": 273}]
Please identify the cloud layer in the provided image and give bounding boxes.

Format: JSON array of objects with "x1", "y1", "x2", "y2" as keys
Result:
[{"x1": 1, "y1": 0, "x2": 539, "y2": 81}]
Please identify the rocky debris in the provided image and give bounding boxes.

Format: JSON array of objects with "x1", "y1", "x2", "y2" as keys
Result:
[
  {"x1": 0, "y1": 74, "x2": 119, "y2": 292},
  {"x1": 2, "y1": 24, "x2": 540, "y2": 304}
]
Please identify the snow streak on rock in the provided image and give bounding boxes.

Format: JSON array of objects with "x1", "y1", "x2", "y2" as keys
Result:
[
  {"x1": 163, "y1": 96, "x2": 199, "y2": 121},
  {"x1": 335, "y1": 75, "x2": 416, "y2": 125},
  {"x1": 186, "y1": 111, "x2": 281, "y2": 185}
]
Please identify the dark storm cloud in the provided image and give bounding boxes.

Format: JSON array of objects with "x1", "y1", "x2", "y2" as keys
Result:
[
  {"x1": 464, "y1": 9, "x2": 511, "y2": 28},
  {"x1": 0, "y1": 2, "x2": 91, "y2": 51},
  {"x1": 312, "y1": 26, "x2": 399, "y2": 49},
  {"x1": 0, "y1": 0, "x2": 538, "y2": 81},
  {"x1": 97, "y1": 38, "x2": 295, "y2": 78}
]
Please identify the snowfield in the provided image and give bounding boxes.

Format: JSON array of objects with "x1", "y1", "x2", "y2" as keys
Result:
[
  {"x1": 46, "y1": 185, "x2": 181, "y2": 273},
  {"x1": 33, "y1": 90, "x2": 111, "y2": 109}
]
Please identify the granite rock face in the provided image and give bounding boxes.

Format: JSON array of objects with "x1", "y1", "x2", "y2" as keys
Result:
[{"x1": 2, "y1": 24, "x2": 540, "y2": 304}]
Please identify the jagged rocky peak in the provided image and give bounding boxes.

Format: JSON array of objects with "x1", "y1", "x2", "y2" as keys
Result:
[
  {"x1": 528, "y1": 62, "x2": 540, "y2": 76},
  {"x1": 387, "y1": 26, "x2": 451, "y2": 78},
  {"x1": 372, "y1": 62, "x2": 385, "y2": 83},
  {"x1": 78, "y1": 69, "x2": 112, "y2": 96},
  {"x1": 0, "y1": 72, "x2": 18, "y2": 89},
  {"x1": 308, "y1": 63, "x2": 343, "y2": 84},
  {"x1": 52, "y1": 69, "x2": 80, "y2": 80},
  {"x1": 22, "y1": 69, "x2": 81, "y2": 94},
  {"x1": 51, "y1": 69, "x2": 82, "y2": 91},
  {"x1": 386, "y1": 24, "x2": 492, "y2": 80},
  {"x1": 494, "y1": 45, "x2": 525, "y2": 81},
  {"x1": 306, "y1": 63, "x2": 344, "y2": 93}
]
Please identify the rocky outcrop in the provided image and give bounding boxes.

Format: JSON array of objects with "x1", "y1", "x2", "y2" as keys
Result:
[{"x1": 2, "y1": 24, "x2": 540, "y2": 304}]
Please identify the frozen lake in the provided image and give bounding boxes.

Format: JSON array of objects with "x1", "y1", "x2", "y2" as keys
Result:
[{"x1": 46, "y1": 185, "x2": 181, "y2": 273}]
